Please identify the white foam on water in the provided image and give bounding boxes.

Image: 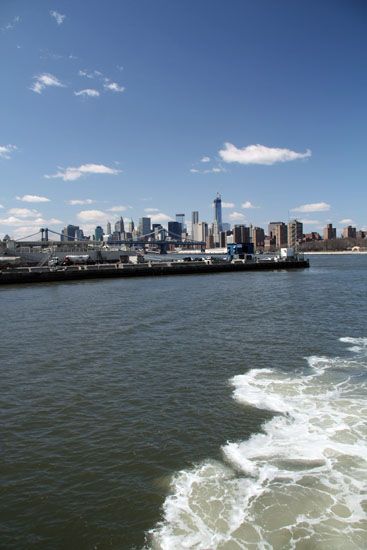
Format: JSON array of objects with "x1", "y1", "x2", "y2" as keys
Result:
[
  {"x1": 148, "y1": 339, "x2": 367, "y2": 549},
  {"x1": 340, "y1": 336, "x2": 367, "y2": 354}
]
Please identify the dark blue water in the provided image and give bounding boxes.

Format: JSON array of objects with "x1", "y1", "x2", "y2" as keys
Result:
[{"x1": 1, "y1": 255, "x2": 366, "y2": 549}]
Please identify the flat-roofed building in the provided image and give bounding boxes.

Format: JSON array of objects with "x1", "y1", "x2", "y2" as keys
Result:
[
  {"x1": 288, "y1": 219, "x2": 303, "y2": 248},
  {"x1": 342, "y1": 225, "x2": 357, "y2": 239},
  {"x1": 323, "y1": 223, "x2": 336, "y2": 240}
]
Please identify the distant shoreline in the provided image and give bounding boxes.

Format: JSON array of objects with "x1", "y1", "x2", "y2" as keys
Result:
[{"x1": 304, "y1": 251, "x2": 367, "y2": 255}]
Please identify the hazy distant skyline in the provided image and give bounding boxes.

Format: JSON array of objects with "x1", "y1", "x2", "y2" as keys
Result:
[{"x1": 1, "y1": 0, "x2": 366, "y2": 238}]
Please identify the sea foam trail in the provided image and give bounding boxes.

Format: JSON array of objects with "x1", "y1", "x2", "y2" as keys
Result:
[{"x1": 148, "y1": 338, "x2": 367, "y2": 549}]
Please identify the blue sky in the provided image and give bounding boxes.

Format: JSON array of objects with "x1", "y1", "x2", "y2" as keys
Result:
[{"x1": 1, "y1": 0, "x2": 366, "y2": 239}]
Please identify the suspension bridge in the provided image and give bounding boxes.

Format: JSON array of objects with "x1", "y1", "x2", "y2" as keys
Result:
[{"x1": 12, "y1": 227, "x2": 206, "y2": 254}]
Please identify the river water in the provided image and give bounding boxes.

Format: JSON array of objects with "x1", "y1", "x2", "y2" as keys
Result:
[{"x1": 1, "y1": 255, "x2": 366, "y2": 549}]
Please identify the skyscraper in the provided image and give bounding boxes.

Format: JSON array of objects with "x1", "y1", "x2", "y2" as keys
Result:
[
  {"x1": 94, "y1": 226, "x2": 104, "y2": 241},
  {"x1": 213, "y1": 193, "x2": 222, "y2": 231},
  {"x1": 138, "y1": 217, "x2": 151, "y2": 236},
  {"x1": 191, "y1": 211, "x2": 199, "y2": 225},
  {"x1": 115, "y1": 217, "x2": 124, "y2": 234},
  {"x1": 61, "y1": 224, "x2": 80, "y2": 242},
  {"x1": 106, "y1": 221, "x2": 112, "y2": 235},
  {"x1": 176, "y1": 214, "x2": 185, "y2": 231},
  {"x1": 192, "y1": 221, "x2": 208, "y2": 242},
  {"x1": 168, "y1": 221, "x2": 182, "y2": 238}
]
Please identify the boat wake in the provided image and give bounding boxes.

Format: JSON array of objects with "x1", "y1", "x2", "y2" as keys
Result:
[{"x1": 147, "y1": 337, "x2": 367, "y2": 549}]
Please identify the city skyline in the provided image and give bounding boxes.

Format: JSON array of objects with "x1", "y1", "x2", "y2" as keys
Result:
[{"x1": 1, "y1": 1, "x2": 366, "y2": 239}]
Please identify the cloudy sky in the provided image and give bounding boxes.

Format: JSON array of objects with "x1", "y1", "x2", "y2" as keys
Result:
[{"x1": 1, "y1": 0, "x2": 366, "y2": 238}]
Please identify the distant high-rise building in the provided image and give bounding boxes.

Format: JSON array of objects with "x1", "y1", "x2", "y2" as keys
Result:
[
  {"x1": 191, "y1": 211, "x2": 199, "y2": 225},
  {"x1": 213, "y1": 193, "x2": 222, "y2": 231},
  {"x1": 252, "y1": 227, "x2": 265, "y2": 249},
  {"x1": 219, "y1": 231, "x2": 227, "y2": 248},
  {"x1": 125, "y1": 219, "x2": 134, "y2": 233},
  {"x1": 106, "y1": 221, "x2": 112, "y2": 235},
  {"x1": 94, "y1": 226, "x2": 104, "y2": 241},
  {"x1": 323, "y1": 223, "x2": 336, "y2": 240},
  {"x1": 342, "y1": 225, "x2": 356, "y2": 239},
  {"x1": 176, "y1": 214, "x2": 186, "y2": 231},
  {"x1": 61, "y1": 224, "x2": 80, "y2": 242},
  {"x1": 138, "y1": 217, "x2": 151, "y2": 237},
  {"x1": 233, "y1": 225, "x2": 250, "y2": 244},
  {"x1": 75, "y1": 228, "x2": 85, "y2": 241},
  {"x1": 168, "y1": 221, "x2": 182, "y2": 239},
  {"x1": 115, "y1": 217, "x2": 124, "y2": 234},
  {"x1": 288, "y1": 219, "x2": 303, "y2": 248},
  {"x1": 192, "y1": 221, "x2": 208, "y2": 242},
  {"x1": 268, "y1": 222, "x2": 287, "y2": 247}
]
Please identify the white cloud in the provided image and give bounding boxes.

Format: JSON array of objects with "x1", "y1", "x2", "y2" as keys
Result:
[
  {"x1": 7, "y1": 208, "x2": 40, "y2": 218},
  {"x1": 1, "y1": 16, "x2": 20, "y2": 32},
  {"x1": 241, "y1": 201, "x2": 257, "y2": 209},
  {"x1": 107, "y1": 205, "x2": 128, "y2": 212},
  {"x1": 219, "y1": 143, "x2": 311, "y2": 165},
  {"x1": 0, "y1": 144, "x2": 17, "y2": 159},
  {"x1": 144, "y1": 208, "x2": 160, "y2": 213},
  {"x1": 16, "y1": 194, "x2": 50, "y2": 203},
  {"x1": 50, "y1": 11, "x2": 66, "y2": 25},
  {"x1": 77, "y1": 210, "x2": 108, "y2": 223},
  {"x1": 0, "y1": 204, "x2": 4, "y2": 209},
  {"x1": 0, "y1": 215, "x2": 61, "y2": 227},
  {"x1": 45, "y1": 163, "x2": 121, "y2": 181},
  {"x1": 104, "y1": 81, "x2": 125, "y2": 93},
  {"x1": 206, "y1": 166, "x2": 225, "y2": 173},
  {"x1": 74, "y1": 89, "x2": 100, "y2": 98},
  {"x1": 30, "y1": 73, "x2": 65, "y2": 94},
  {"x1": 66, "y1": 199, "x2": 96, "y2": 205},
  {"x1": 228, "y1": 211, "x2": 246, "y2": 221},
  {"x1": 150, "y1": 213, "x2": 172, "y2": 223},
  {"x1": 299, "y1": 219, "x2": 321, "y2": 225},
  {"x1": 222, "y1": 202, "x2": 235, "y2": 208},
  {"x1": 291, "y1": 202, "x2": 330, "y2": 213},
  {"x1": 190, "y1": 166, "x2": 225, "y2": 174},
  {"x1": 201, "y1": 156, "x2": 211, "y2": 163},
  {"x1": 339, "y1": 218, "x2": 354, "y2": 225}
]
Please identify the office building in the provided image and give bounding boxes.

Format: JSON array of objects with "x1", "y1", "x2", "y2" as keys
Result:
[
  {"x1": 176, "y1": 214, "x2": 185, "y2": 231},
  {"x1": 115, "y1": 217, "x2": 124, "y2": 234},
  {"x1": 106, "y1": 221, "x2": 112, "y2": 235},
  {"x1": 213, "y1": 193, "x2": 222, "y2": 231},
  {"x1": 138, "y1": 217, "x2": 151, "y2": 237},
  {"x1": 191, "y1": 211, "x2": 199, "y2": 226},
  {"x1": 125, "y1": 219, "x2": 134, "y2": 233},
  {"x1": 192, "y1": 221, "x2": 208, "y2": 242},
  {"x1": 168, "y1": 221, "x2": 182, "y2": 239},
  {"x1": 94, "y1": 226, "x2": 104, "y2": 241},
  {"x1": 61, "y1": 224, "x2": 80, "y2": 242}
]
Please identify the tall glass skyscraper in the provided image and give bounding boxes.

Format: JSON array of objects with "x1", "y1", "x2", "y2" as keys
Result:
[
  {"x1": 213, "y1": 193, "x2": 222, "y2": 230},
  {"x1": 175, "y1": 213, "x2": 185, "y2": 231}
]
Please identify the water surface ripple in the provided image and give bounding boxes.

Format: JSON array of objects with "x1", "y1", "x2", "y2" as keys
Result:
[{"x1": 1, "y1": 255, "x2": 366, "y2": 549}]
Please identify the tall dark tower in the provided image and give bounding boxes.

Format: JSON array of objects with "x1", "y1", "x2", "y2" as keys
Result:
[{"x1": 213, "y1": 192, "x2": 222, "y2": 231}]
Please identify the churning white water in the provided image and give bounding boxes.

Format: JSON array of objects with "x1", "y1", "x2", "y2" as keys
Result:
[{"x1": 149, "y1": 338, "x2": 367, "y2": 549}]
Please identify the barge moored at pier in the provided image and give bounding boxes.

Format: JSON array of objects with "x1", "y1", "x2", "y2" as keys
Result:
[{"x1": 0, "y1": 256, "x2": 309, "y2": 285}]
